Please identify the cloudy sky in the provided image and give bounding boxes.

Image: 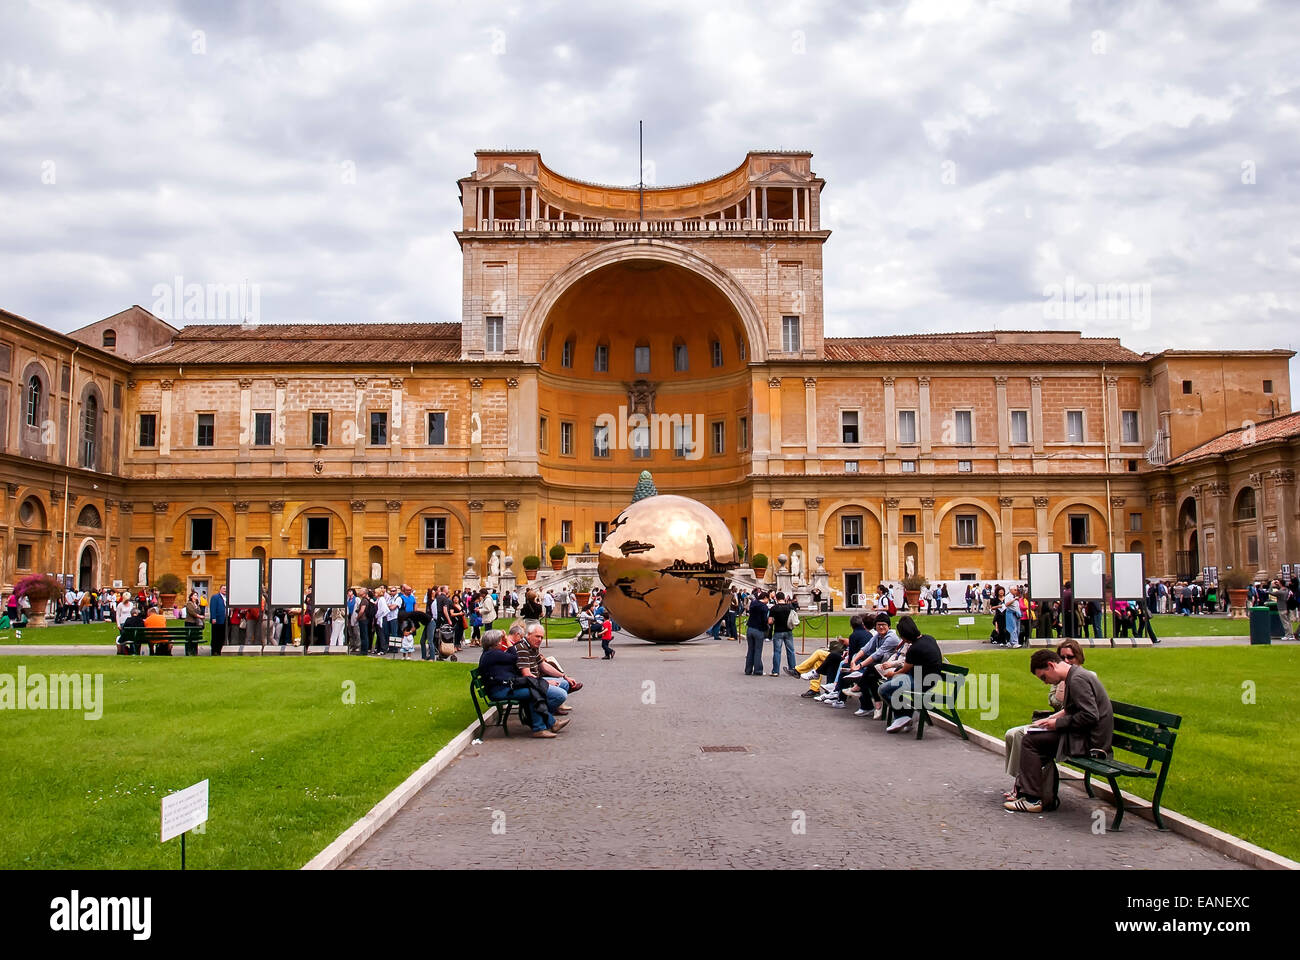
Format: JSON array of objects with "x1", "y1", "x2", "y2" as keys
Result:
[{"x1": 2, "y1": 0, "x2": 1297, "y2": 380}]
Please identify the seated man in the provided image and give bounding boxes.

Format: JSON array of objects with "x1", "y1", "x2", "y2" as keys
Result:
[
  {"x1": 792, "y1": 638, "x2": 846, "y2": 699},
  {"x1": 1004, "y1": 648, "x2": 1114, "y2": 813},
  {"x1": 116, "y1": 606, "x2": 146, "y2": 654},
  {"x1": 877, "y1": 616, "x2": 943, "y2": 734},
  {"x1": 841, "y1": 613, "x2": 902, "y2": 718},
  {"x1": 509, "y1": 621, "x2": 574, "y2": 716},
  {"x1": 477, "y1": 629, "x2": 567, "y2": 738},
  {"x1": 142, "y1": 605, "x2": 167, "y2": 629}
]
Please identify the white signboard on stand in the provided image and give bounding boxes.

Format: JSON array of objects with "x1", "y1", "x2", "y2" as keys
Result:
[
  {"x1": 1111, "y1": 552, "x2": 1146, "y2": 600},
  {"x1": 161, "y1": 779, "x2": 209, "y2": 842},
  {"x1": 1071, "y1": 551, "x2": 1106, "y2": 601},
  {"x1": 269, "y1": 558, "x2": 305, "y2": 608},
  {"x1": 1027, "y1": 553, "x2": 1063, "y2": 601},
  {"x1": 311, "y1": 558, "x2": 348, "y2": 607},
  {"x1": 226, "y1": 558, "x2": 263, "y2": 607}
]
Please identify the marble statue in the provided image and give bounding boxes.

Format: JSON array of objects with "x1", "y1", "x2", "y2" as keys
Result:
[
  {"x1": 370, "y1": 561, "x2": 382, "y2": 581},
  {"x1": 137, "y1": 561, "x2": 147, "y2": 587},
  {"x1": 791, "y1": 550, "x2": 803, "y2": 581},
  {"x1": 490, "y1": 551, "x2": 502, "y2": 578},
  {"x1": 905, "y1": 555, "x2": 916, "y2": 578}
]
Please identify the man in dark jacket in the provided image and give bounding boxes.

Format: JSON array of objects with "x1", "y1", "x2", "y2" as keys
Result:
[
  {"x1": 1005, "y1": 649, "x2": 1113, "y2": 813},
  {"x1": 744, "y1": 590, "x2": 769, "y2": 676},
  {"x1": 209, "y1": 585, "x2": 228, "y2": 656}
]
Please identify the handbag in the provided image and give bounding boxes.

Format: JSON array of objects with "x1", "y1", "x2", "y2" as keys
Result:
[{"x1": 789, "y1": 609, "x2": 800, "y2": 628}]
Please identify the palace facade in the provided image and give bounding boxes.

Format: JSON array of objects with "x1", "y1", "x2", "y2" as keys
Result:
[{"x1": 2, "y1": 149, "x2": 1297, "y2": 601}]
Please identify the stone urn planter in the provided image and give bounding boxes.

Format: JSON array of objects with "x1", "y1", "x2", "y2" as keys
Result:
[
  {"x1": 27, "y1": 596, "x2": 50, "y2": 628},
  {"x1": 12, "y1": 574, "x2": 62, "y2": 629},
  {"x1": 1227, "y1": 589, "x2": 1250, "y2": 619}
]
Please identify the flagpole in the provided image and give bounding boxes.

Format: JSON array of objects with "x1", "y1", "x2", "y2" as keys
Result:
[{"x1": 638, "y1": 120, "x2": 644, "y2": 221}]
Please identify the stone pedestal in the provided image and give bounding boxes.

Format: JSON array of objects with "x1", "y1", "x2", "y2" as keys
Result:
[
  {"x1": 775, "y1": 553, "x2": 793, "y2": 598},
  {"x1": 462, "y1": 557, "x2": 481, "y2": 594},
  {"x1": 499, "y1": 555, "x2": 518, "y2": 603}
]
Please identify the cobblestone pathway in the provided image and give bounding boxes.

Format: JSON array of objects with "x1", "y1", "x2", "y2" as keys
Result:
[{"x1": 345, "y1": 635, "x2": 1243, "y2": 870}]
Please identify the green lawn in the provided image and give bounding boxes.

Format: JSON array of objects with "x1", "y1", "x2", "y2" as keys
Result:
[
  {"x1": 943, "y1": 646, "x2": 1300, "y2": 861},
  {"x1": 0, "y1": 655, "x2": 476, "y2": 868},
  {"x1": 745, "y1": 613, "x2": 1247, "y2": 644}
]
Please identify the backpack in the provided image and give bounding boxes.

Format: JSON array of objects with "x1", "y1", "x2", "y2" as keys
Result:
[
  {"x1": 888, "y1": 598, "x2": 897, "y2": 616},
  {"x1": 789, "y1": 608, "x2": 799, "y2": 628}
]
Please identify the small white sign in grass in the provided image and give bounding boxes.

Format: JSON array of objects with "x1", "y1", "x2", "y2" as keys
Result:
[{"x1": 161, "y1": 779, "x2": 208, "y2": 843}]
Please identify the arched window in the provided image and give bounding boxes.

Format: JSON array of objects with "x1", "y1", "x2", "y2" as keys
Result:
[
  {"x1": 77, "y1": 505, "x2": 102, "y2": 529},
  {"x1": 673, "y1": 340, "x2": 689, "y2": 372},
  {"x1": 102, "y1": 329, "x2": 117, "y2": 348},
  {"x1": 561, "y1": 338, "x2": 574, "y2": 368},
  {"x1": 1235, "y1": 488, "x2": 1257, "y2": 521},
  {"x1": 26, "y1": 376, "x2": 41, "y2": 427},
  {"x1": 82, "y1": 395, "x2": 98, "y2": 468}
]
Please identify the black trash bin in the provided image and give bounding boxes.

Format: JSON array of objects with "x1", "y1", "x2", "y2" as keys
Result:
[
  {"x1": 1267, "y1": 601, "x2": 1284, "y2": 638},
  {"x1": 1249, "y1": 606, "x2": 1272, "y2": 645}
]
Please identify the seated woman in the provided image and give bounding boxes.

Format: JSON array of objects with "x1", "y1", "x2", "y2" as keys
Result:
[
  {"x1": 477, "y1": 629, "x2": 564, "y2": 738},
  {"x1": 1002, "y1": 638, "x2": 1085, "y2": 800}
]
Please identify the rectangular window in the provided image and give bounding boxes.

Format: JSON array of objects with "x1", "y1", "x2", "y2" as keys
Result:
[
  {"x1": 1129, "y1": 512, "x2": 1142, "y2": 531},
  {"x1": 782, "y1": 316, "x2": 801, "y2": 353},
  {"x1": 311, "y1": 412, "x2": 329, "y2": 446},
  {"x1": 674, "y1": 343, "x2": 688, "y2": 372},
  {"x1": 593, "y1": 423, "x2": 610, "y2": 458},
  {"x1": 1181, "y1": 380, "x2": 1193, "y2": 395},
  {"x1": 560, "y1": 421, "x2": 573, "y2": 456},
  {"x1": 427, "y1": 412, "x2": 446, "y2": 446},
  {"x1": 738, "y1": 416, "x2": 749, "y2": 451},
  {"x1": 423, "y1": 517, "x2": 447, "y2": 550},
  {"x1": 1263, "y1": 379, "x2": 1274, "y2": 394},
  {"x1": 900, "y1": 460, "x2": 917, "y2": 473},
  {"x1": 253, "y1": 412, "x2": 272, "y2": 447},
  {"x1": 594, "y1": 344, "x2": 609, "y2": 372},
  {"x1": 190, "y1": 518, "x2": 213, "y2": 552},
  {"x1": 955, "y1": 515, "x2": 978, "y2": 546},
  {"x1": 17, "y1": 544, "x2": 32, "y2": 570},
  {"x1": 955, "y1": 409, "x2": 972, "y2": 444},
  {"x1": 1247, "y1": 535, "x2": 1259, "y2": 565},
  {"x1": 196, "y1": 413, "x2": 215, "y2": 447},
  {"x1": 138, "y1": 413, "x2": 157, "y2": 448},
  {"x1": 594, "y1": 521, "x2": 609, "y2": 545},
  {"x1": 1069, "y1": 514, "x2": 1089, "y2": 545},
  {"x1": 711, "y1": 340, "x2": 723, "y2": 367},
  {"x1": 561, "y1": 340, "x2": 573, "y2": 368},
  {"x1": 634, "y1": 345, "x2": 650, "y2": 374},
  {"x1": 711, "y1": 420, "x2": 725, "y2": 455},
  {"x1": 841, "y1": 515, "x2": 862, "y2": 547},
  {"x1": 1010, "y1": 410, "x2": 1029, "y2": 444},
  {"x1": 1121, "y1": 410, "x2": 1139, "y2": 444},
  {"x1": 561, "y1": 520, "x2": 572, "y2": 544},
  {"x1": 485, "y1": 316, "x2": 504, "y2": 353},
  {"x1": 306, "y1": 517, "x2": 330, "y2": 550},
  {"x1": 898, "y1": 410, "x2": 917, "y2": 444},
  {"x1": 902, "y1": 514, "x2": 917, "y2": 534},
  {"x1": 844, "y1": 460, "x2": 858, "y2": 473},
  {"x1": 632, "y1": 420, "x2": 650, "y2": 458},
  {"x1": 538, "y1": 416, "x2": 548, "y2": 453},
  {"x1": 673, "y1": 420, "x2": 693, "y2": 458},
  {"x1": 841, "y1": 411, "x2": 859, "y2": 444},
  {"x1": 370, "y1": 411, "x2": 388, "y2": 446},
  {"x1": 1066, "y1": 410, "x2": 1084, "y2": 443},
  {"x1": 958, "y1": 460, "x2": 972, "y2": 472}
]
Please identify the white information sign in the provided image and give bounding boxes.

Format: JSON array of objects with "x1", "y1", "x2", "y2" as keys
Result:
[
  {"x1": 958, "y1": 616, "x2": 975, "y2": 626},
  {"x1": 311, "y1": 558, "x2": 348, "y2": 607},
  {"x1": 269, "y1": 558, "x2": 305, "y2": 607},
  {"x1": 1111, "y1": 552, "x2": 1146, "y2": 600},
  {"x1": 1072, "y1": 551, "x2": 1106, "y2": 601},
  {"x1": 226, "y1": 558, "x2": 263, "y2": 607},
  {"x1": 1027, "y1": 553, "x2": 1063, "y2": 601},
  {"x1": 161, "y1": 779, "x2": 209, "y2": 842}
]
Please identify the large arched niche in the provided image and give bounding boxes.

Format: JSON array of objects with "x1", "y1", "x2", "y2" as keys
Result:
[{"x1": 519, "y1": 241, "x2": 765, "y2": 365}]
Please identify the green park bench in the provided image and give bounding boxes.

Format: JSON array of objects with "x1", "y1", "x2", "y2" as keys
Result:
[
  {"x1": 120, "y1": 625, "x2": 207, "y2": 657},
  {"x1": 1059, "y1": 700, "x2": 1181, "y2": 831},
  {"x1": 881, "y1": 662, "x2": 970, "y2": 741},
  {"x1": 469, "y1": 667, "x2": 533, "y2": 739}
]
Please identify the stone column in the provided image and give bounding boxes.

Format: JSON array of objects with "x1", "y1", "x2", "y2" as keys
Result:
[
  {"x1": 238, "y1": 378, "x2": 253, "y2": 459},
  {"x1": 233, "y1": 500, "x2": 249, "y2": 557},
  {"x1": 999, "y1": 497, "x2": 1015, "y2": 578},
  {"x1": 883, "y1": 377, "x2": 897, "y2": 454},
  {"x1": 389, "y1": 379, "x2": 404, "y2": 459},
  {"x1": 152, "y1": 501, "x2": 170, "y2": 582},
  {"x1": 1249, "y1": 473, "x2": 1267, "y2": 572},
  {"x1": 469, "y1": 378, "x2": 484, "y2": 475},
  {"x1": 1030, "y1": 376, "x2": 1044, "y2": 455},
  {"x1": 1210, "y1": 481, "x2": 1233, "y2": 572},
  {"x1": 1140, "y1": 376, "x2": 1156, "y2": 452},
  {"x1": 1105, "y1": 376, "x2": 1120, "y2": 463},
  {"x1": 352, "y1": 378, "x2": 367, "y2": 460},
  {"x1": 803, "y1": 378, "x2": 818, "y2": 461},
  {"x1": 767, "y1": 378, "x2": 783, "y2": 467},
  {"x1": 102, "y1": 498, "x2": 117, "y2": 584},
  {"x1": 884, "y1": 497, "x2": 900, "y2": 579},
  {"x1": 1271, "y1": 470, "x2": 1296, "y2": 571},
  {"x1": 918, "y1": 376, "x2": 932, "y2": 455},
  {"x1": 767, "y1": 499, "x2": 783, "y2": 576},
  {"x1": 504, "y1": 377, "x2": 521, "y2": 461},
  {"x1": 268, "y1": 500, "x2": 286, "y2": 557},
  {"x1": 385, "y1": 500, "x2": 403, "y2": 581},
  {"x1": 921, "y1": 497, "x2": 937, "y2": 579},
  {"x1": 273, "y1": 378, "x2": 288, "y2": 455},
  {"x1": 467, "y1": 500, "x2": 485, "y2": 578},
  {"x1": 514, "y1": 376, "x2": 538, "y2": 464},
  {"x1": 159, "y1": 379, "x2": 173, "y2": 457},
  {"x1": 349, "y1": 500, "x2": 367, "y2": 580},
  {"x1": 1153, "y1": 491, "x2": 1175, "y2": 576},
  {"x1": 503, "y1": 499, "x2": 521, "y2": 565},
  {"x1": 1110, "y1": 496, "x2": 1126, "y2": 556},
  {"x1": 995, "y1": 376, "x2": 1009, "y2": 454},
  {"x1": 118, "y1": 500, "x2": 134, "y2": 584},
  {"x1": 803, "y1": 498, "x2": 820, "y2": 566},
  {"x1": 1034, "y1": 497, "x2": 1051, "y2": 551}
]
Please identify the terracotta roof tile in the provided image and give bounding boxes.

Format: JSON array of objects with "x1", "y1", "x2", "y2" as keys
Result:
[
  {"x1": 823, "y1": 332, "x2": 1145, "y2": 364},
  {"x1": 1166, "y1": 410, "x2": 1300, "y2": 466},
  {"x1": 137, "y1": 323, "x2": 463, "y2": 364}
]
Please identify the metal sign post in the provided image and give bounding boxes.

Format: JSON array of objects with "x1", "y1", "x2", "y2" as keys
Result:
[{"x1": 161, "y1": 779, "x2": 209, "y2": 870}]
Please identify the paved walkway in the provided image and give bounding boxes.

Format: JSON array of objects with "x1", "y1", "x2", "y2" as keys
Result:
[{"x1": 343, "y1": 634, "x2": 1247, "y2": 870}]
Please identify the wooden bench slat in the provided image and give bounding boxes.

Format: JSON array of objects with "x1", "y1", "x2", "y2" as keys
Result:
[{"x1": 1110, "y1": 700, "x2": 1182, "y2": 729}]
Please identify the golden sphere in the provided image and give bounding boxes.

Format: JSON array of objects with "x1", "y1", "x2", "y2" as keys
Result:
[{"x1": 597, "y1": 494, "x2": 738, "y2": 643}]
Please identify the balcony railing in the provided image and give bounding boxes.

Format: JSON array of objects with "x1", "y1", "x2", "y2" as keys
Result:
[
  {"x1": 473, "y1": 217, "x2": 810, "y2": 234},
  {"x1": 1145, "y1": 429, "x2": 1169, "y2": 466}
]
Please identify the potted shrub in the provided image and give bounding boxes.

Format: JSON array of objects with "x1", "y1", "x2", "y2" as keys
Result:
[
  {"x1": 13, "y1": 573, "x2": 62, "y2": 628},
  {"x1": 902, "y1": 575, "x2": 926, "y2": 611},
  {"x1": 1220, "y1": 568, "x2": 1253, "y2": 619},
  {"x1": 751, "y1": 553, "x2": 769, "y2": 580},
  {"x1": 572, "y1": 576, "x2": 594, "y2": 608},
  {"x1": 522, "y1": 555, "x2": 541, "y2": 581},
  {"x1": 549, "y1": 543, "x2": 566, "y2": 571},
  {"x1": 155, "y1": 572, "x2": 183, "y2": 611}
]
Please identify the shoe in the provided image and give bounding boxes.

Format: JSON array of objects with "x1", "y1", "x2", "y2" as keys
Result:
[
  {"x1": 1003, "y1": 797, "x2": 1043, "y2": 813},
  {"x1": 769, "y1": 671, "x2": 778, "y2": 676},
  {"x1": 532, "y1": 729, "x2": 558, "y2": 738},
  {"x1": 610, "y1": 650, "x2": 615, "y2": 659},
  {"x1": 826, "y1": 699, "x2": 846, "y2": 709},
  {"x1": 800, "y1": 669, "x2": 818, "y2": 680},
  {"x1": 554, "y1": 706, "x2": 573, "y2": 715},
  {"x1": 552, "y1": 717, "x2": 571, "y2": 732},
  {"x1": 872, "y1": 706, "x2": 884, "y2": 720},
  {"x1": 886, "y1": 714, "x2": 914, "y2": 733},
  {"x1": 821, "y1": 687, "x2": 838, "y2": 698},
  {"x1": 800, "y1": 690, "x2": 817, "y2": 698},
  {"x1": 854, "y1": 708, "x2": 870, "y2": 716},
  {"x1": 844, "y1": 670, "x2": 864, "y2": 679},
  {"x1": 784, "y1": 668, "x2": 801, "y2": 678}
]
